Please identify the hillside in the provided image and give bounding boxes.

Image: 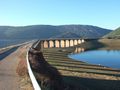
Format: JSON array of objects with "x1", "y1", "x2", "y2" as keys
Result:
[
  {"x1": 0, "y1": 25, "x2": 111, "y2": 39},
  {"x1": 50, "y1": 32, "x2": 80, "y2": 39},
  {"x1": 104, "y1": 27, "x2": 120, "y2": 39}
]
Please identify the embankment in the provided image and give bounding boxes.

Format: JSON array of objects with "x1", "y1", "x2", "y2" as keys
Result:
[
  {"x1": 28, "y1": 39, "x2": 120, "y2": 90},
  {"x1": 42, "y1": 40, "x2": 120, "y2": 90}
]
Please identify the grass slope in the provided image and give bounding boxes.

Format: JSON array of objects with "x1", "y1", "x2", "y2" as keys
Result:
[{"x1": 104, "y1": 27, "x2": 120, "y2": 39}]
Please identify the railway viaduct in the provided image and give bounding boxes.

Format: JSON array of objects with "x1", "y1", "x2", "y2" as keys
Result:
[{"x1": 39, "y1": 38, "x2": 85, "y2": 48}]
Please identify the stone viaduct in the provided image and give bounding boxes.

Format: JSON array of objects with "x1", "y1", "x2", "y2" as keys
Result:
[{"x1": 39, "y1": 38, "x2": 85, "y2": 48}]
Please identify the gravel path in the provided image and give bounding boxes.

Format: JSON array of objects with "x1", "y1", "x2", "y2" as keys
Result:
[{"x1": 0, "y1": 44, "x2": 31, "y2": 90}]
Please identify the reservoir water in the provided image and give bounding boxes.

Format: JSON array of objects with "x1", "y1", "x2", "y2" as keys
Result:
[
  {"x1": 69, "y1": 49, "x2": 120, "y2": 69},
  {"x1": 0, "y1": 39, "x2": 31, "y2": 48}
]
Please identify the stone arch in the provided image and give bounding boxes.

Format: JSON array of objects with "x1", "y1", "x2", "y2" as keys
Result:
[
  {"x1": 65, "y1": 40, "x2": 70, "y2": 47},
  {"x1": 49, "y1": 40, "x2": 54, "y2": 48},
  {"x1": 81, "y1": 39, "x2": 85, "y2": 43},
  {"x1": 55, "y1": 40, "x2": 60, "y2": 48},
  {"x1": 70, "y1": 40, "x2": 74, "y2": 46},
  {"x1": 43, "y1": 40, "x2": 48, "y2": 48},
  {"x1": 78, "y1": 39, "x2": 81, "y2": 44},
  {"x1": 74, "y1": 40, "x2": 78, "y2": 45},
  {"x1": 60, "y1": 40, "x2": 65, "y2": 48}
]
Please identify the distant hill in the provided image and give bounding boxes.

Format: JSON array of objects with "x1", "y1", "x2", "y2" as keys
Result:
[
  {"x1": 104, "y1": 27, "x2": 120, "y2": 39},
  {"x1": 50, "y1": 32, "x2": 80, "y2": 39},
  {"x1": 0, "y1": 25, "x2": 111, "y2": 39}
]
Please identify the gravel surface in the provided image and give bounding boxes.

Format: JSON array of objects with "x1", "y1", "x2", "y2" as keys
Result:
[{"x1": 0, "y1": 44, "x2": 32, "y2": 90}]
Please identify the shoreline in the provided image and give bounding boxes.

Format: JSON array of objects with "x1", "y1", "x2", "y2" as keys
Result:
[
  {"x1": 43, "y1": 47, "x2": 120, "y2": 80},
  {"x1": 42, "y1": 47, "x2": 120, "y2": 90},
  {"x1": 68, "y1": 50, "x2": 120, "y2": 70},
  {"x1": 0, "y1": 40, "x2": 35, "y2": 54}
]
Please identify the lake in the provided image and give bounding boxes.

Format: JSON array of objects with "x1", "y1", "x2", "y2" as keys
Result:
[
  {"x1": 69, "y1": 49, "x2": 120, "y2": 69},
  {"x1": 0, "y1": 39, "x2": 31, "y2": 48}
]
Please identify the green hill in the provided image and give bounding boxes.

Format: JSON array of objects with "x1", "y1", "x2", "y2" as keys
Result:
[
  {"x1": 104, "y1": 27, "x2": 120, "y2": 39},
  {"x1": 0, "y1": 25, "x2": 111, "y2": 39}
]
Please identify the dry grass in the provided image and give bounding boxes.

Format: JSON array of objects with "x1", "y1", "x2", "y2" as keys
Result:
[
  {"x1": 16, "y1": 46, "x2": 33, "y2": 90},
  {"x1": 16, "y1": 58, "x2": 28, "y2": 76},
  {"x1": 98, "y1": 39, "x2": 120, "y2": 49}
]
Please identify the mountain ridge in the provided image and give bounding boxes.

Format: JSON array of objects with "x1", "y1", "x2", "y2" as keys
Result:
[{"x1": 0, "y1": 25, "x2": 112, "y2": 39}]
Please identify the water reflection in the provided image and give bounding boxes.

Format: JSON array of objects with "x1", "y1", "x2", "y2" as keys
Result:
[
  {"x1": 73, "y1": 47, "x2": 85, "y2": 54},
  {"x1": 69, "y1": 48, "x2": 120, "y2": 69}
]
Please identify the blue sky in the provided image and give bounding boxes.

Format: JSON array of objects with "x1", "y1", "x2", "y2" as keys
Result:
[{"x1": 0, "y1": 0, "x2": 120, "y2": 29}]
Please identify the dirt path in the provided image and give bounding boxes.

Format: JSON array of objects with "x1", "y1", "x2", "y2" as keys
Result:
[{"x1": 0, "y1": 44, "x2": 31, "y2": 90}]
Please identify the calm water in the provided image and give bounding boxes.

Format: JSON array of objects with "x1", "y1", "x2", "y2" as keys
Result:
[
  {"x1": 0, "y1": 39, "x2": 31, "y2": 48},
  {"x1": 69, "y1": 50, "x2": 120, "y2": 69}
]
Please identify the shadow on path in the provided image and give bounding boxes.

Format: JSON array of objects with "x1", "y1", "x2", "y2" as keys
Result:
[{"x1": 0, "y1": 47, "x2": 19, "y2": 60}]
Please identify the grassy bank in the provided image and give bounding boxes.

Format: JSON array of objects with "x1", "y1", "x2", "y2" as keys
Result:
[{"x1": 16, "y1": 45, "x2": 33, "y2": 90}]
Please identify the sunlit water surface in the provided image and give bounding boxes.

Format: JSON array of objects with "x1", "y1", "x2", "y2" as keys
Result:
[{"x1": 69, "y1": 50, "x2": 120, "y2": 69}]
